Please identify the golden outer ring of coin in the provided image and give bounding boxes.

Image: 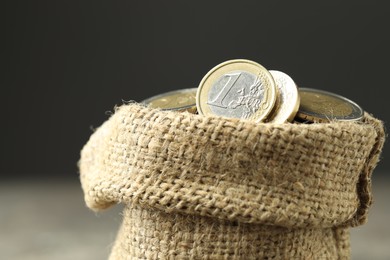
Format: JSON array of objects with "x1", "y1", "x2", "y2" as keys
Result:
[
  {"x1": 196, "y1": 59, "x2": 277, "y2": 122},
  {"x1": 141, "y1": 88, "x2": 197, "y2": 111},
  {"x1": 267, "y1": 70, "x2": 300, "y2": 123},
  {"x1": 296, "y1": 88, "x2": 364, "y2": 123}
]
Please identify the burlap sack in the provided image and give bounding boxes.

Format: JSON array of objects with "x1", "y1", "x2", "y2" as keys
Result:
[{"x1": 79, "y1": 103, "x2": 385, "y2": 259}]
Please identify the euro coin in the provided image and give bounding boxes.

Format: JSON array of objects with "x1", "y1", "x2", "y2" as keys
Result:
[
  {"x1": 267, "y1": 70, "x2": 300, "y2": 123},
  {"x1": 295, "y1": 88, "x2": 364, "y2": 123},
  {"x1": 141, "y1": 88, "x2": 197, "y2": 112},
  {"x1": 196, "y1": 59, "x2": 277, "y2": 122}
]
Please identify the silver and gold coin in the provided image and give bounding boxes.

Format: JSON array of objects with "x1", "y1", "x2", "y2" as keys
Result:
[
  {"x1": 295, "y1": 88, "x2": 364, "y2": 123},
  {"x1": 267, "y1": 70, "x2": 300, "y2": 123},
  {"x1": 196, "y1": 59, "x2": 277, "y2": 122},
  {"x1": 141, "y1": 88, "x2": 197, "y2": 113}
]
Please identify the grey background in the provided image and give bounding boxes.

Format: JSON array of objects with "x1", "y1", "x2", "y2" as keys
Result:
[
  {"x1": 2, "y1": 1, "x2": 389, "y2": 259},
  {"x1": 2, "y1": 1, "x2": 389, "y2": 179}
]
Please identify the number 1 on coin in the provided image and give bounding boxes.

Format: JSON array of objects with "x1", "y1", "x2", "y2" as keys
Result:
[{"x1": 207, "y1": 73, "x2": 241, "y2": 108}]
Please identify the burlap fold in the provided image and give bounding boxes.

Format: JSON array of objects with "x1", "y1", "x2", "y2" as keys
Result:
[{"x1": 79, "y1": 104, "x2": 385, "y2": 259}]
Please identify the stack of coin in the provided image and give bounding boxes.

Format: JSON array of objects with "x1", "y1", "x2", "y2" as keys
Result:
[
  {"x1": 141, "y1": 59, "x2": 364, "y2": 124},
  {"x1": 141, "y1": 88, "x2": 198, "y2": 114},
  {"x1": 295, "y1": 87, "x2": 364, "y2": 123}
]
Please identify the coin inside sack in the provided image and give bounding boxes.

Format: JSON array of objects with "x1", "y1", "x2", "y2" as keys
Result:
[
  {"x1": 267, "y1": 70, "x2": 300, "y2": 123},
  {"x1": 196, "y1": 59, "x2": 277, "y2": 122},
  {"x1": 295, "y1": 88, "x2": 364, "y2": 123},
  {"x1": 141, "y1": 88, "x2": 197, "y2": 113}
]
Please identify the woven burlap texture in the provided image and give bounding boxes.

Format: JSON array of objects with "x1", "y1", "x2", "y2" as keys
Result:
[{"x1": 79, "y1": 104, "x2": 385, "y2": 259}]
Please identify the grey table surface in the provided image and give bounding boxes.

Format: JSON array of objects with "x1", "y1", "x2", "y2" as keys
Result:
[{"x1": 1, "y1": 173, "x2": 389, "y2": 260}]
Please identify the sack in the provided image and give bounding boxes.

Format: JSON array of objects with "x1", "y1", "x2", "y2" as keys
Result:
[{"x1": 79, "y1": 104, "x2": 385, "y2": 259}]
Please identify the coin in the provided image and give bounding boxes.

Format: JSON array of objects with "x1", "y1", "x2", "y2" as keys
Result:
[
  {"x1": 267, "y1": 70, "x2": 300, "y2": 123},
  {"x1": 295, "y1": 88, "x2": 364, "y2": 122},
  {"x1": 141, "y1": 88, "x2": 197, "y2": 112},
  {"x1": 196, "y1": 59, "x2": 277, "y2": 122}
]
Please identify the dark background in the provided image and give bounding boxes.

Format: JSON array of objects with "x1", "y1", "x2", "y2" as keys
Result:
[{"x1": 3, "y1": 1, "x2": 389, "y2": 180}]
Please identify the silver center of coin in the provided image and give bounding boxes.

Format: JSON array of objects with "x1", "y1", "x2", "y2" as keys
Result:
[{"x1": 207, "y1": 71, "x2": 266, "y2": 119}]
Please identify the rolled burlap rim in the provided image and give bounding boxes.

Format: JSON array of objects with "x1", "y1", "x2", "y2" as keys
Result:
[{"x1": 79, "y1": 103, "x2": 385, "y2": 259}]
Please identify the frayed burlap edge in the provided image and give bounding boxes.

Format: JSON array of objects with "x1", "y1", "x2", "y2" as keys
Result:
[
  {"x1": 343, "y1": 114, "x2": 386, "y2": 227},
  {"x1": 79, "y1": 104, "x2": 385, "y2": 259}
]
